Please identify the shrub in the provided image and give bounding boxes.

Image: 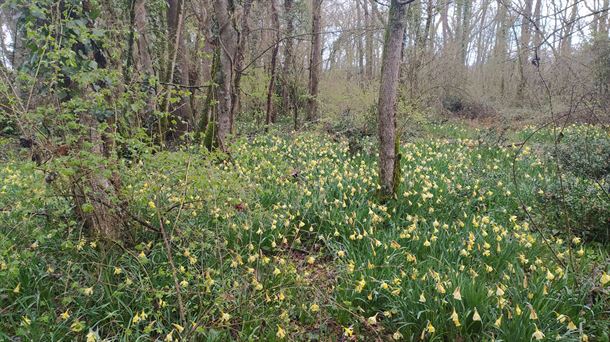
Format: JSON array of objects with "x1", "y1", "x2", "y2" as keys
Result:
[
  {"x1": 537, "y1": 178, "x2": 610, "y2": 243},
  {"x1": 442, "y1": 95, "x2": 498, "y2": 120},
  {"x1": 536, "y1": 126, "x2": 610, "y2": 242},
  {"x1": 442, "y1": 94, "x2": 464, "y2": 113},
  {"x1": 554, "y1": 134, "x2": 610, "y2": 180}
]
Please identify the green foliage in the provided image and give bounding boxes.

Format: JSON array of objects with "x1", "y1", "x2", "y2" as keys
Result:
[
  {"x1": 553, "y1": 129, "x2": 610, "y2": 180},
  {"x1": 1, "y1": 125, "x2": 608, "y2": 341},
  {"x1": 318, "y1": 72, "x2": 379, "y2": 132},
  {"x1": 530, "y1": 125, "x2": 610, "y2": 242}
]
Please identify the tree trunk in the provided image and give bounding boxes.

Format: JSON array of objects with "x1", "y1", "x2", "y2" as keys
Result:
[
  {"x1": 475, "y1": 0, "x2": 490, "y2": 66},
  {"x1": 440, "y1": 0, "x2": 452, "y2": 45},
  {"x1": 213, "y1": 0, "x2": 238, "y2": 150},
  {"x1": 533, "y1": 0, "x2": 542, "y2": 50},
  {"x1": 516, "y1": 0, "x2": 533, "y2": 102},
  {"x1": 364, "y1": 0, "x2": 374, "y2": 79},
  {"x1": 307, "y1": 0, "x2": 323, "y2": 122},
  {"x1": 281, "y1": 0, "x2": 295, "y2": 113},
  {"x1": 74, "y1": 0, "x2": 123, "y2": 241},
  {"x1": 377, "y1": 0, "x2": 409, "y2": 197},
  {"x1": 231, "y1": 0, "x2": 253, "y2": 133},
  {"x1": 601, "y1": 0, "x2": 610, "y2": 36},
  {"x1": 456, "y1": 0, "x2": 471, "y2": 66},
  {"x1": 72, "y1": 113, "x2": 123, "y2": 241},
  {"x1": 494, "y1": 0, "x2": 508, "y2": 99},
  {"x1": 134, "y1": 0, "x2": 156, "y2": 119},
  {"x1": 422, "y1": 0, "x2": 434, "y2": 51},
  {"x1": 561, "y1": 0, "x2": 578, "y2": 56},
  {"x1": 265, "y1": 0, "x2": 280, "y2": 129},
  {"x1": 356, "y1": 0, "x2": 365, "y2": 79},
  {"x1": 166, "y1": 0, "x2": 193, "y2": 138}
]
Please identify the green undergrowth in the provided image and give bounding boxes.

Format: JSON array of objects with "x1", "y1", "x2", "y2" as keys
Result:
[{"x1": 1, "y1": 125, "x2": 609, "y2": 341}]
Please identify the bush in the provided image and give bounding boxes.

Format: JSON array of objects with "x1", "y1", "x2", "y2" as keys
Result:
[
  {"x1": 537, "y1": 126, "x2": 610, "y2": 242},
  {"x1": 537, "y1": 178, "x2": 610, "y2": 243},
  {"x1": 442, "y1": 95, "x2": 498, "y2": 120},
  {"x1": 554, "y1": 134, "x2": 610, "y2": 180},
  {"x1": 441, "y1": 94, "x2": 464, "y2": 113}
]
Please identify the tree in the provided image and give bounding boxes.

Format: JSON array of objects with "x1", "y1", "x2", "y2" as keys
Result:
[
  {"x1": 307, "y1": 0, "x2": 323, "y2": 122},
  {"x1": 356, "y1": 0, "x2": 365, "y2": 79},
  {"x1": 231, "y1": 0, "x2": 254, "y2": 133},
  {"x1": 560, "y1": 0, "x2": 579, "y2": 56},
  {"x1": 516, "y1": 0, "x2": 534, "y2": 102},
  {"x1": 165, "y1": 0, "x2": 193, "y2": 139},
  {"x1": 133, "y1": 0, "x2": 156, "y2": 118},
  {"x1": 213, "y1": 0, "x2": 239, "y2": 150},
  {"x1": 281, "y1": 0, "x2": 296, "y2": 114},
  {"x1": 364, "y1": 0, "x2": 375, "y2": 79},
  {"x1": 7, "y1": 0, "x2": 126, "y2": 241},
  {"x1": 377, "y1": 0, "x2": 412, "y2": 197},
  {"x1": 265, "y1": 0, "x2": 281, "y2": 129},
  {"x1": 493, "y1": 0, "x2": 509, "y2": 99}
]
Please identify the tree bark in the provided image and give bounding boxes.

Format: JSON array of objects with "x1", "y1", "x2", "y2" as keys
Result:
[
  {"x1": 377, "y1": 0, "x2": 409, "y2": 197},
  {"x1": 494, "y1": 0, "x2": 508, "y2": 99},
  {"x1": 422, "y1": 0, "x2": 434, "y2": 51},
  {"x1": 475, "y1": 0, "x2": 490, "y2": 66},
  {"x1": 601, "y1": 0, "x2": 610, "y2": 36},
  {"x1": 356, "y1": 0, "x2": 365, "y2": 79},
  {"x1": 281, "y1": 0, "x2": 295, "y2": 113},
  {"x1": 166, "y1": 0, "x2": 193, "y2": 137},
  {"x1": 265, "y1": 0, "x2": 280, "y2": 129},
  {"x1": 440, "y1": 0, "x2": 452, "y2": 44},
  {"x1": 457, "y1": 0, "x2": 471, "y2": 66},
  {"x1": 516, "y1": 0, "x2": 533, "y2": 102},
  {"x1": 533, "y1": 0, "x2": 543, "y2": 50},
  {"x1": 134, "y1": 0, "x2": 156, "y2": 119},
  {"x1": 72, "y1": 113, "x2": 123, "y2": 241},
  {"x1": 231, "y1": 0, "x2": 253, "y2": 133},
  {"x1": 213, "y1": 0, "x2": 238, "y2": 150},
  {"x1": 364, "y1": 0, "x2": 374, "y2": 79},
  {"x1": 307, "y1": 0, "x2": 323, "y2": 122}
]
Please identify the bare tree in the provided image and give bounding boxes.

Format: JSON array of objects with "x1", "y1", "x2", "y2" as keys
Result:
[{"x1": 560, "y1": 0, "x2": 579, "y2": 56}]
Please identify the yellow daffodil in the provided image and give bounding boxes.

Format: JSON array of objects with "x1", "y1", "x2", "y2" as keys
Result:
[
  {"x1": 451, "y1": 309, "x2": 461, "y2": 327},
  {"x1": 276, "y1": 325, "x2": 286, "y2": 339},
  {"x1": 472, "y1": 308, "x2": 481, "y2": 321},
  {"x1": 532, "y1": 326, "x2": 545, "y2": 340},
  {"x1": 601, "y1": 272, "x2": 610, "y2": 286},
  {"x1": 453, "y1": 287, "x2": 462, "y2": 301},
  {"x1": 172, "y1": 323, "x2": 184, "y2": 333}
]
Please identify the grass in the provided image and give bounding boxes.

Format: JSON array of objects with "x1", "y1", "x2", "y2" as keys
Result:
[{"x1": 0, "y1": 124, "x2": 609, "y2": 341}]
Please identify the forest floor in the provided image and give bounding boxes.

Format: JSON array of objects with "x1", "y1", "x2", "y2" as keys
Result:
[{"x1": 1, "y1": 123, "x2": 609, "y2": 341}]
